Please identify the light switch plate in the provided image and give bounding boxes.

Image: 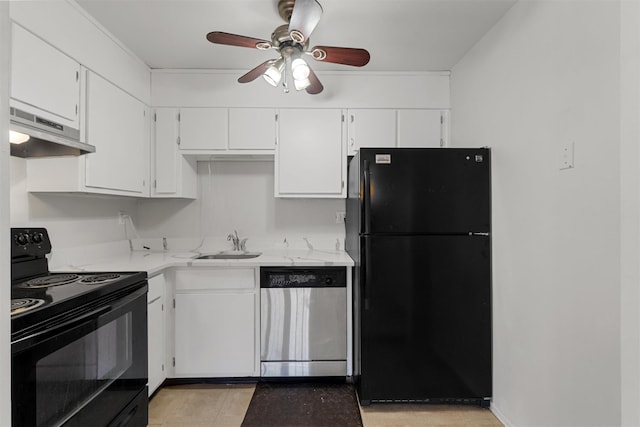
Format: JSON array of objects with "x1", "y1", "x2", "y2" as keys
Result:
[{"x1": 559, "y1": 141, "x2": 575, "y2": 170}]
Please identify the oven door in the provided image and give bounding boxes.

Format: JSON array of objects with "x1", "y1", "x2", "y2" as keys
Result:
[{"x1": 12, "y1": 285, "x2": 148, "y2": 427}]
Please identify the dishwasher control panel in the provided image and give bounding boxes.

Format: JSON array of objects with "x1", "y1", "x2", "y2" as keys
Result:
[{"x1": 260, "y1": 267, "x2": 346, "y2": 288}]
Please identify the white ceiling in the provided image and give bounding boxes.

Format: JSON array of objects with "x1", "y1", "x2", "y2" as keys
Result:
[{"x1": 76, "y1": 0, "x2": 516, "y2": 72}]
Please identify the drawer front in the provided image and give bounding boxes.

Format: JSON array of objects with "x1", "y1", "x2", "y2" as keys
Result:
[
  {"x1": 175, "y1": 268, "x2": 255, "y2": 291},
  {"x1": 147, "y1": 274, "x2": 165, "y2": 302}
]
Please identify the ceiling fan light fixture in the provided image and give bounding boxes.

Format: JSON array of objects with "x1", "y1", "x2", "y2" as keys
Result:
[
  {"x1": 263, "y1": 58, "x2": 285, "y2": 86},
  {"x1": 291, "y1": 57, "x2": 310, "y2": 80},
  {"x1": 294, "y1": 76, "x2": 311, "y2": 91}
]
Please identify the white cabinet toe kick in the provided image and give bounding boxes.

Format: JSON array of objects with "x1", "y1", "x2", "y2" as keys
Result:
[{"x1": 261, "y1": 361, "x2": 347, "y2": 377}]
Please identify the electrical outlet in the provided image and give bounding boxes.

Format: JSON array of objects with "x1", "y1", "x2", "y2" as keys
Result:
[{"x1": 335, "y1": 211, "x2": 346, "y2": 223}]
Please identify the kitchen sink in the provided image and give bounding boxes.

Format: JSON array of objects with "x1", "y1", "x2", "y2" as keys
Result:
[{"x1": 195, "y1": 252, "x2": 262, "y2": 260}]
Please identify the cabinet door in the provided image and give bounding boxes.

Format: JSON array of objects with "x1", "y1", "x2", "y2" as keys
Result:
[
  {"x1": 229, "y1": 108, "x2": 276, "y2": 150},
  {"x1": 85, "y1": 72, "x2": 147, "y2": 194},
  {"x1": 347, "y1": 109, "x2": 396, "y2": 155},
  {"x1": 11, "y1": 24, "x2": 80, "y2": 127},
  {"x1": 148, "y1": 275, "x2": 166, "y2": 395},
  {"x1": 397, "y1": 110, "x2": 444, "y2": 148},
  {"x1": 153, "y1": 108, "x2": 179, "y2": 194},
  {"x1": 174, "y1": 292, "x2": 255, "y2": 377},
  {"x1": 276, "y1": 109, "x2": 345, "y2": 197},
  {"x1": 179, "y1": 108, "x2": 227, "y2": 150}
]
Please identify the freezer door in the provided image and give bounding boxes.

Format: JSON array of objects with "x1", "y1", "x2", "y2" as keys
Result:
[
  {"x1": 359, "y1": 148, "x2": 491, "y2": 234},
  {"x1": 356, "y1": 234, "x2": 492, "y2": 403}
]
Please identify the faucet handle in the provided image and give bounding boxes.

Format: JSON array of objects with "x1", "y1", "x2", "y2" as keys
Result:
[{"x1": 240, "y1": 238, "x2": 248, "y2": 252}]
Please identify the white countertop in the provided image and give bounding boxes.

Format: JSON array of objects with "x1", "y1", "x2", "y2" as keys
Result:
[{"x1": 51, "y1": 248, "x2": 354, "y2": 277}]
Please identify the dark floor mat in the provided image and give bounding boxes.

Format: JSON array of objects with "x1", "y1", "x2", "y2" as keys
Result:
[{"x1": 241, "y1": 381, "x2": 363, "y2": 427}]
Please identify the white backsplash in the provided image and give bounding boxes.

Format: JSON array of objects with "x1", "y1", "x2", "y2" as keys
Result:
[
  {"x1": 135, "y1": 160, "x2": 346, "y2": 248},
  {"x1": 11, "y1": 158, "x2": 347, "y2": 257},
  {"x1": 10, "y1": 157, "x2": 139, "y2": 249}
]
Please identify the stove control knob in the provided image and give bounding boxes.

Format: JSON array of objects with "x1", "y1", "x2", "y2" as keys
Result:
[
  {"x1": 31, "y1": 232, "x2": 44, "y2": 244},
  {"x1": 15, "y1": 233, "x2": 30, "y2": 246}
]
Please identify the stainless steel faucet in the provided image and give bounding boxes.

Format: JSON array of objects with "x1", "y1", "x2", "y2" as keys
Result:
[{"x1": 227, "y1": 230, "x2": 246, "y2": 252}]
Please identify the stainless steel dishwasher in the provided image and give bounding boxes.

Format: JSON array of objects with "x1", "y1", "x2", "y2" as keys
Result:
[{"x1": 260, "y1": 267, "x2": 347, "y2": 377}]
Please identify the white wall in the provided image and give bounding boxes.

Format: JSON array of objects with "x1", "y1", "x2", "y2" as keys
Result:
[
  {"x1": 136, "y1": 160, "x2": 345, "y2": 248},
  {"x1": 1, "y1": 2, "x2": 11, "y2": 424},
  {"x1": 10, "y1": 157, "x2": 139, "y2": 249},
  {"x1": 619, "y1": 1, "x2": 640, "y2": 424},
  {"x1": 152, "y1": 70, "x2": 450, "y2": 109},
  {"x1": 451, "y1": 1, "x2": 621, "y2": 425}
]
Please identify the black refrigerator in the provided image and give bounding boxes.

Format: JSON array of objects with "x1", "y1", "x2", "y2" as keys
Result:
[{"x1": 346, "y1": 148, "x2": 492, "y2": 407}]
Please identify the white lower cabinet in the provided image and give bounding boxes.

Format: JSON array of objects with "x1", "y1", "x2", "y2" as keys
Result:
[
  {"x1": 147, "y1": 274, "x2": 166, "y2": 395},
  {"x1": 172, "y1": 268, "x2": 258, "y2": 377}
]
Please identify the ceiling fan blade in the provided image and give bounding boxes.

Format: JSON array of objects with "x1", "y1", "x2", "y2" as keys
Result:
[
  {"x1": 305, "y1": 67, "x2": 323, "y2": 95},
  {"x1": 310, "y1": 46, "x2": 370, "y2": 67},
  {"x1": 288, "y1": 0, "x2": 323, "y2": 43},
  {"x1": 238, "y1": 60, "x2": 273, "y2": 83},
  {"x1": 206, "y1": 31, "x2": 271, "y2": 49}
]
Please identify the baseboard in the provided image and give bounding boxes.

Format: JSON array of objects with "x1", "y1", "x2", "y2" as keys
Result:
[{"x1": 490, "y1": 402, "x2": 515, "y2": 427}]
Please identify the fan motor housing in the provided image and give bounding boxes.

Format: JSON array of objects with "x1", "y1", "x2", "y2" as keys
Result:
[
  {"x1": 271, "y1": 24, "x2": 308, "y2": 50},
  {"x1": 278, "y1": 0, "x2": 296, "y2": 22}
]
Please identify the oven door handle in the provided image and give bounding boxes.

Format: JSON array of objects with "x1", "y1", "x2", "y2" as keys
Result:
[{"x1": 12, "y1": 305, "x2": 111, "y2": 353}]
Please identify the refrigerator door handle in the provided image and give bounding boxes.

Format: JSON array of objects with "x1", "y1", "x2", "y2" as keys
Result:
[
  {"x1": 363, "y1": 237, "x2": 371, "y2": 310},
  {"x1": 363, "y1": 160, "x2": 371, "y2": 234}
]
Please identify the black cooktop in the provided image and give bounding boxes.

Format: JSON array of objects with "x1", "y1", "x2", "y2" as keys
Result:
[{"x1": 10, "y1": 228, "x2": 147, "y2": 338}]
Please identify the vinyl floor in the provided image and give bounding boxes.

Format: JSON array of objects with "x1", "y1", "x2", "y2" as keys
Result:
[{"x1": 148, "y1": 383, "x2": 504, "y2": 427}]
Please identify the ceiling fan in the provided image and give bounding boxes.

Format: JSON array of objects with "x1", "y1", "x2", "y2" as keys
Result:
[{"x1": 206, "y1": 0, "x2": 370, "y2": 95}]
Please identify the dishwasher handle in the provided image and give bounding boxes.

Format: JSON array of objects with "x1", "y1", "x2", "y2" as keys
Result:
[{"x1": 260, "y1": 267, "x2": 347, "y2": 288}]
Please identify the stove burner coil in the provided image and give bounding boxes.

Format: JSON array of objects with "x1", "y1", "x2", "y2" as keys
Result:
[
  {"x1": 80, "y1": 273, "x2": 122, "y2": 285},
  {"x1": 11, "y1": 298, "x2": 45, "y2": 315},
  {"x1": 22, "y1": 274, "x2": 80, "y2": 288}
]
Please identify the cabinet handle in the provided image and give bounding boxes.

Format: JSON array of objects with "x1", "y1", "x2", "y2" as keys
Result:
[
  {"x1": 75, "y1": 104, "x2": 78, "y2": 116},
  {"x1": 76, "y1": 71, "x2": 79, "y2": 82},
  {"x1": 177, "y1": 136, "x2": 181, "y2": 146},
  {"x1": 350, "y1": 114, "x2": 354, "y2": 123}
]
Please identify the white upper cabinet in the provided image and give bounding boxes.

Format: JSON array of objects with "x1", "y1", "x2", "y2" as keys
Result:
[
  {"x1": 229, "y1": 108, "x2": 276, "y2": 151},
  {"x1": 85, "y1": 71, "x2": 148, "y2": 194},
  {"x1": 11, "y1": 23, "x2": 80, "y2": 128},
  {"x1": 153, "y1": 108, "x2": 179, "y2": 194},
  {"x1": 152, "y1": 108, "x2": 197, "y2": 198},
  {"x1": 179, "y1": 108, "x2": 227, "y2": 151},
  {"x1": 26, "y1": 71, "x2": 150, "y2": 197},
  {"x1": 397, "y1": 109, "x2": 448, "y2": 148},
  {"x1": 347, "y1": 109, "x2": 396, "y2": 155},
  {"x1": 276, "y1": 109, "x2": 346, "y2": 198}
]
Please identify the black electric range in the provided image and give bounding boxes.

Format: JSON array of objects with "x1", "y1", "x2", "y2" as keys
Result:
[
  {"x1": 11, "y1": 228, "x2": 146, "y2": 335},
  {"x1": 10, "y1": 227, "x2": 149, "y2": 427}
]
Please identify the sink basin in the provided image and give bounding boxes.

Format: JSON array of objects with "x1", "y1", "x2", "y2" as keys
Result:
[{"x1": 195, "y1": 252, "x2": 262, "y2": 260}]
